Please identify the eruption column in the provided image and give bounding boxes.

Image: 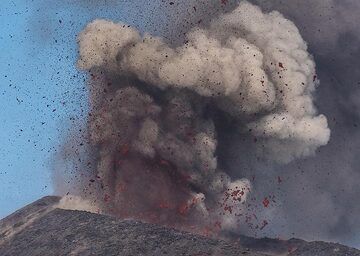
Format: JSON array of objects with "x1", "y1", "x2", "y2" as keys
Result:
[{"x1": 66, "y1": 1, "x2": 330, "y2": 233}]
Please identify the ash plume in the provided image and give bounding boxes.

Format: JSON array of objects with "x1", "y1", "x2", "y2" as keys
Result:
[
  {"x1": 78, "y1": 2, "x2": 330, "y2": 163},
  {"x1": 235, "y1": 0, "x2": 360, "y2": 247},
  {"x1": 57, "y1": 1, "x2": 331, "y2": 236}
]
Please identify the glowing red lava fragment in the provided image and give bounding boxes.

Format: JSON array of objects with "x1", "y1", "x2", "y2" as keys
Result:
[
  {"x1": 178, "y1": 203, "x2": 189, "y2": 215},
  {"x1": 279, "y1": 62, "x2": 284, "y2": 68},
  {"x1": 262, "y1": 197, "x2": 270, "y2": 208},
  {"x1": 104, "y1": 194, "x2": 110, "y2": 202},
  {"x1": 231, "y1": 190, "x2": 241, "y2": 197},
  {"x1": 214, "y1": 221, "x2": 222, "y2": 229},
  {"x1": 116, "y1": 183, "x2": 126, "y2": 192},
  {"x1": 191, "y1": 197, "x2": 197, "y2": 205},
  {"x1": 159, "y1": 201, "x2": 170, "y2": 209},
  {"x1": 202, "y1": 227, "x2": 212, "y2": 236},
  {"x1": 186, "y1": 130, "x2": 194, "y2": 138},
  {"x1": 183, "y1": 174, "x2": 192, "y2": 181},
  {"x1": 159, "y1": 159, "x2": 170, "y2": 166},
  {"x1": 120, "y1": 144, "x2": 129, "y2": 156},
  {"x1": 288, "y1": 246, "x2": 296, "y2": 253}
]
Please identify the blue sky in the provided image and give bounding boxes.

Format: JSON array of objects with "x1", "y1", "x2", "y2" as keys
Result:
[{"x1": 0, "y1": 0, "x2": 165, "y2": 218}]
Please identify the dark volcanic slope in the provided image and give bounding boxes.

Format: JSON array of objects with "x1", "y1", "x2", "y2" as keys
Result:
[
  {"x1": 0, "y1": 197, "x2": 264, "y2": 256},
  {"x1": 0, "y1": 197, "x2": 359, "y2": 256},
  {"x1": 289, "y1": 241, "x2": 360, "y2": 256}
]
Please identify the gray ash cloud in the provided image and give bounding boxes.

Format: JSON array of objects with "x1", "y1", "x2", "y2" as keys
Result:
[
  {"x1": 57, "y1": 1, "x2": 330, "y2": 235},
  {"x1": 54, "y1": 0, "x2": 359, "y2": 247}
]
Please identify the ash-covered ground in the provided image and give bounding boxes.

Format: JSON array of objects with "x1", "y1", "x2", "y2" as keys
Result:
[{"x1": 1, "y1": 196, "x2": 359, "y2": 256}]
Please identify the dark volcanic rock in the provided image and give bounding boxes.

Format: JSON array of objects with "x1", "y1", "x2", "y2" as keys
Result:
[
  {"x1": 3, "y1": 209, "x2": 261, "y2": 256},
  {"x1": 0, "y1": 197, "x2": 265, "y2": 256},
  {"x1": 0, "y1": 196, "x2": 359, "y2": 256},
  {"x1": 289, "y1": 241, "x2": 360, "y2": 256},
  {"x1": 0, "y1": 196, "x2": 60, "y2": 242}
]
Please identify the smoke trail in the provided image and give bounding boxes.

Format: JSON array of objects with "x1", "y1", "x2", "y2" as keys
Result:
[{"x1": 63, "y1": 1, "x2": 330, "y2": 234}]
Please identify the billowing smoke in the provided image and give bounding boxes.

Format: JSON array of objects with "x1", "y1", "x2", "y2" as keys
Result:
[{"x1": 59, "y1": 1, "x2": 330, "y2": 235}]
